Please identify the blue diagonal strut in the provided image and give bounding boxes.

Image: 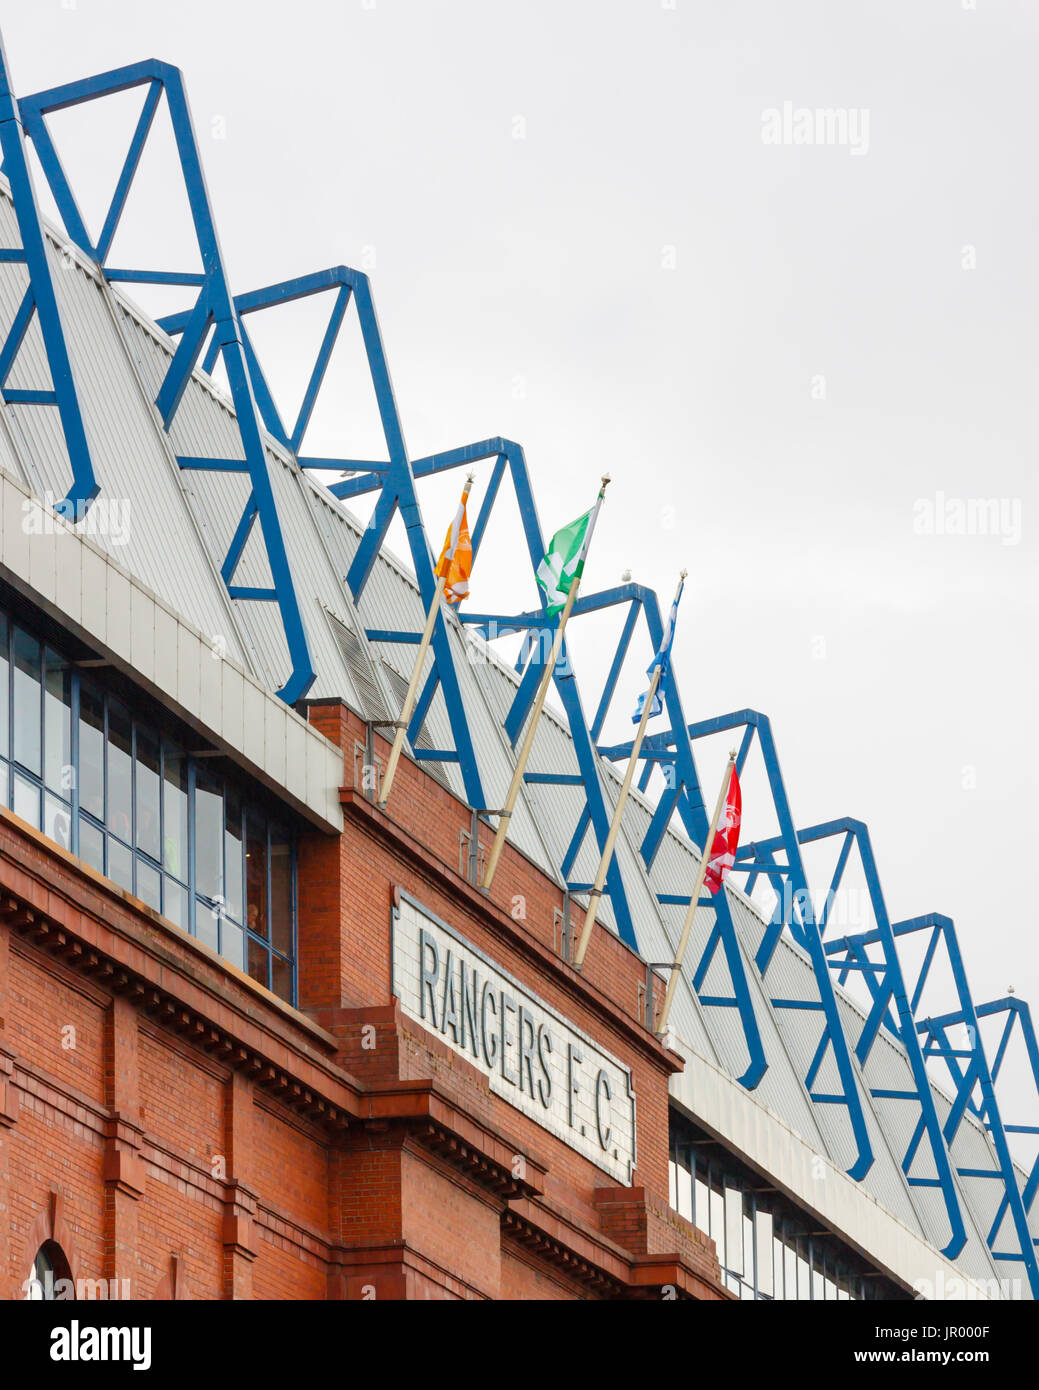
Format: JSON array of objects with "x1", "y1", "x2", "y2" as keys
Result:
[
  {"x1": 17, "y1": 59, "x2": 315, "y2": 704},
  {"x1": 0, "y1": 34, "x2": 98, "y2": 520}
]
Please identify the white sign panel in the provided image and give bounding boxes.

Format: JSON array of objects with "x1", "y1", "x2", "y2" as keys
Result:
[{"x1": 392, "y1": 894, "x2": 636, "y2": 1184}]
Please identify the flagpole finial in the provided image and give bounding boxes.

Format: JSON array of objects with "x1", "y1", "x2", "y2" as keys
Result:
[
  {"x1": 601, "y1": 473, "x2": 611, "y2": 487},
  {"x1": 729, "y1": 749, "x2": 738, "y2": 761},
  {"x1": 679, "y1": 568, "x2": 688, "y2": 580},
  {"x1": 466, "y1": 471, "x2": 475, "y2": 484}
]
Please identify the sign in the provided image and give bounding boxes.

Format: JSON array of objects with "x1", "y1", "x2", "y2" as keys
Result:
[{"x1": 391, "y1": 893, "x2": 636, "y2": 1184}]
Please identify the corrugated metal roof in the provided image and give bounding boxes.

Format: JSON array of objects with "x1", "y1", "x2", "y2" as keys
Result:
[{"x1": 0, "y1": 172, "x2": 1025, "y2": 1293}]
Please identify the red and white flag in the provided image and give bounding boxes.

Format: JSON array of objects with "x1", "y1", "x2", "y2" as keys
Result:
[{"x1": 704, "y1": 766, "x2": 741, "y2": 894}]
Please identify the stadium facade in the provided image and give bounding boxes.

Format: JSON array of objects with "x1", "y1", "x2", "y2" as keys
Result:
[{"x1": 0, "y1": 36, "x2": 1035, "y2": 1301}]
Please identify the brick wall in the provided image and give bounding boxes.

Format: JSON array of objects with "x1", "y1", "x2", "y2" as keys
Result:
[{"x1": 0, "y1": 699, "x2": 729, "y2": 1302}]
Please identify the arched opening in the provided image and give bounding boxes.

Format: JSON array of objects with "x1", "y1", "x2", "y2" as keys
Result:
[{"x1": 25, "y1": 1241, "x2": 75, "y2": 1300}]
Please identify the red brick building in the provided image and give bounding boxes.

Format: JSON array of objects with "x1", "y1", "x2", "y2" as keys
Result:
[
  {"x1": 0, "y1": 32, "x2": 1026, "y2": 1308},
  {"x1": 0, "y1": 689, "x2": 728, "y2": 1301}
]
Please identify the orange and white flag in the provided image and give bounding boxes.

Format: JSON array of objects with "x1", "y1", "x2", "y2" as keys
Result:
[{"x1": 434, "y1": 491, "x2": 472, "y2": 604}]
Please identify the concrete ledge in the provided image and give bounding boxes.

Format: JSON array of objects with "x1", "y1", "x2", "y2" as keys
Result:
[
  {"x1": 669, "y1": 1034, "x2": 1007, "y2": 1300},
  {"x1": 0, "y1": 470, "x2": 343, "y2": 833}
]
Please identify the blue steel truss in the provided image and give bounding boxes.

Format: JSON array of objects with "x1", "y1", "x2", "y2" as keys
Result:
[
  {"x1": 0, "y1": 36, "x2": 98, "y2": 519},
  {"x1": 2, "y1": 35, "x2": 1036, "y2": 1289},
  {"x1": 336, "y1": 435, "x2": 762, "y2": 1089},
  {"x1": 618, "y1": 706, "x2": 1039, "y2": 1288},
  {"x1": 167, "y1": 267, "x2": 489, "y2": 810},
  {"x1": 14, "y1": 60, "x2": 315, "y2": 703}
]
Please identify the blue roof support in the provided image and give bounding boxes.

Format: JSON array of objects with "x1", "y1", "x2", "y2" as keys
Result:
[
  {"x1": 177, "y1": 267, "x2": 490, "y2": 810},
  {"x1": 885, "y1": 914, "x2": 1039, "y2": 1296},
  {"x1": 471, "y1": 567, "x2": 766, "y2": 1087},
  {"x1": 745, "y1": 816, "x2": 967, "y2": 1256},
  {"x1": 353, "y1": 434, "x2": 636, "y2": 941},
  {"x1": 0, "y1": 34, "x2": 98, "y2": 520},
  {"x1": 16, "y1": 60, "x2": 316, "y2": 705},
  {"x1": 633, "y1": 709, "x2": 875, "y2": 1181}
]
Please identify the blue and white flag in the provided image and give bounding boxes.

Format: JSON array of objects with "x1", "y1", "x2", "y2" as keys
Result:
[{"x1": 632, "y1": 576, "x2": 685, "y2": 723}]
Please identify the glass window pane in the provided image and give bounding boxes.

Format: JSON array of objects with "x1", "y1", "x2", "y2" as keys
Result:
[
  {"x1": 43, "y1": 651, "x2": 71, "y2": 795},
  {"x1": 270, "y1": 826, "x2": 292, "y2": 956},
  {"x1": 13, "y1": 772, "x2": 40, "y2": 828},
  {"x1": 106, "y1": 701, "x2": 132, "y2": 842},
  {"x1": 79, "y1": 816, "x2": 104, "y2": 874},
  {"x1": 676, "y1": 1149, "x2": 692, "y2": 1223},
  {"x1": 0, "y1": 759, "x2": 8, "y2": 808},
  {"x1": 44, "y1": 795, "x2": 72, "y2": 852},
  {"x1": 108, "y1": 837, "x2": 133, "y2": 893},
  {"x1": 136, "y1": 858, "x2": 161, "y2": 912},
  {"x1": 724, "y1": 1188, "x2": 744, "y2": 1276},
  {"x1": 224, "y1": 787, "x2": 243, "y2": 923},
  {"x1": 755, "y1": 1211, "x2": 774, "y2": 1297},
  {"x1": 221, "y1": 918, "x2": 244, "y2": 972},
  {"x1": 12, "y1": 627, "x2": 41, "y2": 775},
  {"x1": 163, "y1": 877, "x2": 188, "y2": 930},
  {"x1": 134, "y1": 726, "x2": 161, "y2": 862},
  {"x1": 710, "y1": 1187, "x2": 725, "y2": 1268},
  {"x1": 797, "y1": 1246, "x2": 810, "y2": 1300},
  {"x1": 195, "y1": 898, "x2": 219, "y2": 952},
  {"x1": 271, "y1": 954, "x2": 292, "y2": 1005},
  {"x1": 194, "y1": 765, "x2": 223, "y2": 902},
  {"x1": 246, "y1": 813, "x2": 268, "y2": 939},
  {"x1": 247, "y1": 936, "x2": 269, "y2": 990},
  {"x1": 668, "y1": 1158, "x2": 677, "y2": 1210},
  {"x1": 162, "y1": 747, "x2": 188, "y2": 879},
  {"x1": 694, "y1": 1176, "x2": 709, "y2": 1237},
  {"x1": 0, "y1": 614, "x2": 9, "y2": 756},
  {"x1": 78, "y1": 685, "x2": 105, "y2": 821}
]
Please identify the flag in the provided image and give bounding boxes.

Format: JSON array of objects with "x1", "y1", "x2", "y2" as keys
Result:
[
  {"x1": 704, "y1": 766, "x2": 741, "y2": 894},
  {"x1": 536, "y1": 508, "x2": 594, "y2": 616},
  {"x1": 434, "y1": 491, "x2": 472, "y2": 604},
  {"x1": 632, "y1": 685, "x2": 664, "y2": 723},
  {"x1": 632, "y1": 577, "x2": 685, "y2": 723}
]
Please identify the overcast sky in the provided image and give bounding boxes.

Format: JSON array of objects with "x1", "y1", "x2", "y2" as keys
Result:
[{"x1": 2, "y1": 0, "x2": 1036, "y2": 1138}]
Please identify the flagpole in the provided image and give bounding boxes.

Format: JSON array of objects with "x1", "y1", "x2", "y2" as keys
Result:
[
  {"x1": 379, "y1": 473, "x2": 474, "y2": 807},
  {"x1": 656, "y1": 750, "x2": 737, "y2": 1037},
  {"x1": 573, "y1": 570, "x2": 686, "y2": 971},
  {"x1": 482, "y1": 475, "x2": 611, "y2": 892}
]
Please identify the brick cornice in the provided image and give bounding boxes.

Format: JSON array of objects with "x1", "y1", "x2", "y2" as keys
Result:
[
  {"x1": 0, "y1": 854, "x2": 365, "y2": 1134},
  {"x1": 504, "y1": 1196, "x2": 733, "y2": 1300},
  {"x1": 0, "y1": 853, "x2": 555, "y2": 1213},
  {"x1": 358, "y1": 1077, "x2": 547, "y2": 1200}
]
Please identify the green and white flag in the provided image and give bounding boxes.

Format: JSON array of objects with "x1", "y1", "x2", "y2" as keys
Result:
[{"x1": 535, "y1": 482, "x2": 607, "y2": 616}]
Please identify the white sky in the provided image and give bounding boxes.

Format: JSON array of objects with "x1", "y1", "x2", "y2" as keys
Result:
[{"x1": 2, "y1": 0, "x2": 1037, "y2": 1145}]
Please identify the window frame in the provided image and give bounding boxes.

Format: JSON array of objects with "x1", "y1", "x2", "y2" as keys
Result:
[{"x1": 0, "y1": 605, "x2": 298, "y2": 1007}]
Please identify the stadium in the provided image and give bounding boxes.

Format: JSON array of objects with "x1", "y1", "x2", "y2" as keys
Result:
[{"x1": 0, "y1": 25, "x2": 1035, "y2": 1305}]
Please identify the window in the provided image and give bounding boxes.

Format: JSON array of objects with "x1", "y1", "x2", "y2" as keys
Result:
[
  {"x1": 25, "y1": 1242, "x2": 73, "y2": 1301},
  {"x1": 669, "y1": 1113, "x2": 903, "y2": 1301},
  {"x1": 0, "y1": 602, "x2": 297, "y2": 1006}
]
